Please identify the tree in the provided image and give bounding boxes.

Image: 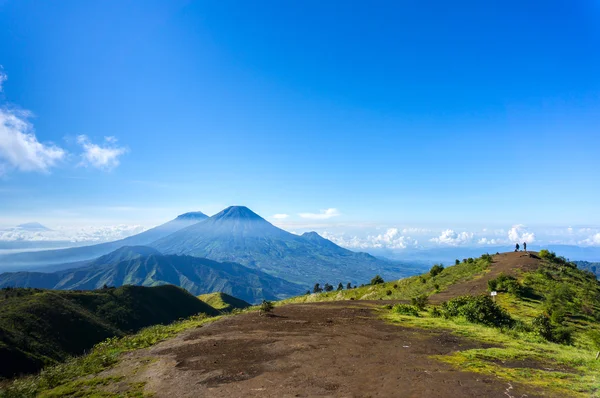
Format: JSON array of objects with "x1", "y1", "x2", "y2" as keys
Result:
[
  {"x1": 455, "y1": 259, "x2": 460, "y2": 265},
  {"x1": 346, "y1": 282, "x2": 352, "y2": 290},
  {"x1": 337, "y1": 283, "x2": 344, "y2": 291},
  {"x1": 371, "y1": 275, "x2": 384, "y2": 285},
  {"x1": 305, "y1": 290, "x2": 311, "y2": 295},
  {"x1": 430, "y1": 264, "x2": 444, "y2": 277},
  {"x1": 324, "y1": 283, "x2": 334, "y2": 292},
  {"x1": 313, "y1": 283, "x2": 323, "y2": 293},
  {"x1": 259, "y1": 300, "x2": 274, "y2": 316}
]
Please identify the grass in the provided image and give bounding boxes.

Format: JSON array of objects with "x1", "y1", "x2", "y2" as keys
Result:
[
  {"x1": 0, "y1": 285, "x2": 219, "y2": 378},
  {"x1": 197, "y1": 292, "x2": 251, "y2": 312},
  {"x1": 0, "y1": 314, "x2": 222, "y2": 398},
  {"x1": 375, "y1": 251, "x2": 600, "y2": 397},
  {"x1": 384, "y1": 310, "x2": 600, "y2": 397},
  {"x1": 281, "y1": 256, "x2": 492, "y2": 304}
]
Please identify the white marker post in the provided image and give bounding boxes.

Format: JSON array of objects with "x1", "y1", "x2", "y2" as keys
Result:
[{"x1": 491, "y1": 291, "x2": 497, "y2": 302}]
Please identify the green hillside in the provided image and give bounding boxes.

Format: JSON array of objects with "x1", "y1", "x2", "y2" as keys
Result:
[
  {"x1": 197, "y1": 292, "x2": 251, "y2": 312},
  {"x1": 0, "y1": 285, "x2": 218, "y2": 378},
  {"x1": 286, "y1": 250, "x2": 600, "y2": 396}
]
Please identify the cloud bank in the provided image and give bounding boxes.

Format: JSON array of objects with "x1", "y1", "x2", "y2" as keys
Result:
[
  {"x1": 0, "y1": 224, "x2": 147, "y2": 243},
  {"x1": 299, "y1": 208, "x2": 341, "y2": 220}
]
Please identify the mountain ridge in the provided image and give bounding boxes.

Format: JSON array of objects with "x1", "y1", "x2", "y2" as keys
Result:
[{"x1": 150, "y1": 206, "x2": 400, "y2": 285}]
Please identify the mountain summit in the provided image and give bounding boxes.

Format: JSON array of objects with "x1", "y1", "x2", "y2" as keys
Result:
[
  {"x1": 151, "y1": 206, "x2": 399, "y2": 285},
  {"x1": 16, "y1": 222, "x2": 51, "y2": 231},
  {"x1": 212, "y1": 206, "x2": 265, "y2": 221}
]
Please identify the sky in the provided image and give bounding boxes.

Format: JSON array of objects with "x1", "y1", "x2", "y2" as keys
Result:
[{"x1": 0, "y1": 0, "x2": 599, "y2": 250}]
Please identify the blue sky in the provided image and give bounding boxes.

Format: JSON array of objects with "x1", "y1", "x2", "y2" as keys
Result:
[{"x1": 0, "y1": 1, "x2": 599, "y2": 249}]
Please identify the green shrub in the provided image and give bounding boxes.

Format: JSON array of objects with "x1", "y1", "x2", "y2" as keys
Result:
[
  {"x1": 487, "y1": 274, "x2": 524, "y2": 297},
  {"x1": 386, "y1": 290, "x2": 392, "y2": 296},
  {"x1": 481, "y1": 253, "x2": 493, "y2": 262},
  {"x1": 440, "y1": 295, "x2": 513, "y2": 328},
  {"x1": 455, "y1": 259, "x2": 460, "y2": 265},
  {"x1": 430, "y1": 264, "x2": 444, "y2": 277},
  {"x1": 539, "y1": 249, "x2": 556, "y2": 260},
  {"x1": 588, "y1": 330, "x2": 600, "y2": 351},
  {"x1": 370, "y1": 275, "x2": 384, "y2": 285},
  {"x1": 411, "y1": 294, "x2": 428, "y2": 311},
  {"x1": 531, "y1": 314, "x2": 573, "y2": 344},
  {"x1": 429, "y1": 307, "x2": 442, "y2": 317},
  {"x1": 260, "y1": 300, "x2": 274, "y2": 313},
  {"x1": 391, "y1": 304, "x2": 420, "y2": 317}
]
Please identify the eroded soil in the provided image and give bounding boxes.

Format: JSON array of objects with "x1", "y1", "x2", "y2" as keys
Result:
[{"x1": 111, "y1": 301, "x2": 551, "y2": 397}]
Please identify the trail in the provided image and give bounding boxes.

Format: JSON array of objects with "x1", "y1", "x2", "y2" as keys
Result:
[{"x1": 109, "y1": 301, "x2": 549, "y2": 397}]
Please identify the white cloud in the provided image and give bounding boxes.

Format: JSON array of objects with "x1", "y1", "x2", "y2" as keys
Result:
[
  {"x1": 298, "y1": 208, "x2": 341, "y2": 220},
  {"x1": 430, "y1": 229, "x2": 474, "y2": 246},
  {"x1": 320, "y1": 229, "x2": 418, "y2": 250},
  {"x1": 478, "y1": 237, "x2": 501, "y2": 245},
  {"x1": 0, "y1": 108, "x2": 66, "y2": 174},
  {"x1": 272, "y1": 213, "x2": 289, "y2": 220},
  {"x1": 77, "y1": 135, "x2": 127, "y2": 170},
  {"x1": 580, "y1": 233, "x2": 600, "y2": 247},
  {"x1": 401, "y1": 227, "x2": 431, "y2": 235},
  {"x1": 0, "y1": 224, "x2": 147, "y2": 243},
  {"x1": 507, "y1": 224, "x2": 535, "y2": 243}
]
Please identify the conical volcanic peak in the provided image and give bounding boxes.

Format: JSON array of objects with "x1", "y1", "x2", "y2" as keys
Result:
[
  {"x1": 175, "y1": 211, "x2": 208, "y2": 221},
  {"x1": 211, "y1": 206, "x2": 265, "y2": 221}
]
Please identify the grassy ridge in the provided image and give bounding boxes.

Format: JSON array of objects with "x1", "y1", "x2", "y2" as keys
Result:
[
  {"x1": 281, "y1": 256, "x2": 491, "y2": 303},
  {"x1": 381, "y1": 252, "x2": 600, "y2": 397},
  {"x1": 0, "y1": 285, "x2": 218, "y2": 378},
  {"x1": 197, "y1": 292, "x2": 251, "y2": 312}
]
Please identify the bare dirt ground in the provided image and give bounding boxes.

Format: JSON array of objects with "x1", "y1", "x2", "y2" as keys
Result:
[
  {"x1": 112, "y1": 300, "x2": 551, "y2": 397},
  {"x1": 430, "y1": 251, "x2": 541, "y2": 303}
]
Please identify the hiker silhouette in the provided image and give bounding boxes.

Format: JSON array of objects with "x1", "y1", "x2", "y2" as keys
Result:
[
  {"x1": 523, "y1": 242, "x2": 527, "y2": 252},
  {"x1": 515, "y1": 243, "x2": 520, "y2": 252}
]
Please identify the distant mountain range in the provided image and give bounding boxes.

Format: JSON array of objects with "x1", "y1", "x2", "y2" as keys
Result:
[
  {"x1": 151, "y1": 206, "x2": 402, "y2": 285},
  {"x1": 0, "y1": 212, "x2": 209, "y2": 270},
  {"x1": 0, "y1": 246, "x2": 303, "y2": 303},
  {"x1": 0, "y1": 206, "x2": 411, "y2": 287},
  {"x1": 574, "y1": 261, "x2": 600, "y2": 278},
  {"x1": 16, "y1": 222, "x2": 52, "y2": 231}
]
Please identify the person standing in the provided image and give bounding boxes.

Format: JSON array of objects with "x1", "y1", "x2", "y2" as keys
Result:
[
  {"x1": 523, "y1": 242, "x2": 527, "y2": 252},
  {"x1": 515, "y1": 243, "x2": 520, "y2": 252}
]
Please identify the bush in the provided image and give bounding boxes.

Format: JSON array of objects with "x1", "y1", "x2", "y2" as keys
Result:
[
  {"x1": 481, "y1": 253, "x2": 493, "y2": 262},
  {"x1": 391, "y1": 304, "x2": 420, "y2": 317},
  {"x1": 539, "y1": 249, "x2": 556, "y2": 260},
  {"x1": 386, "y1": 290, "x2": 392, "y2": 296},
  {"x1": 430, "y1": 264, "x2": 444, "y2": 277},
  {"x1": 411, "y1": 294, "x2": 428, "y2": 311},
  {"x1": 370, "y1": 275, "x2": 384, "y2": 285},
  {"x1": 588, "y1": 330, "x2": 600, "y2": 351},
  {"x1": 324, "y1": 283, "x2": 334, "y2": 292},
  {"x1": 430, "y1": 307, "x2": 442, "y2": 317},
  {"x1": 455, "y1": 259, "x2": 460, "y2": 265},
  {"x1": 433, "y1": 283, "x2": 440, "y2": 291},
  {"x1": 531, "y1": 314, "x2": 573, "y2": 344},
  {"x1": 440, "y1": 295, "x2": 513, "y2": 328},
  {"x1": 260, "y1": 300, "x2": 274, "y2": 314},
  {"x1": 487, "y1": 274, "x2": 524, "y2": 297}
]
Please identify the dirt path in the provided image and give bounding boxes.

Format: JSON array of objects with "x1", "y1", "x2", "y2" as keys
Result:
[
  {"x1": 113, "y1": 301, "x2": 549, "y2": 397},
  {"x1": 430, "y1": 251, "x2": 541, "y2": 303}
]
